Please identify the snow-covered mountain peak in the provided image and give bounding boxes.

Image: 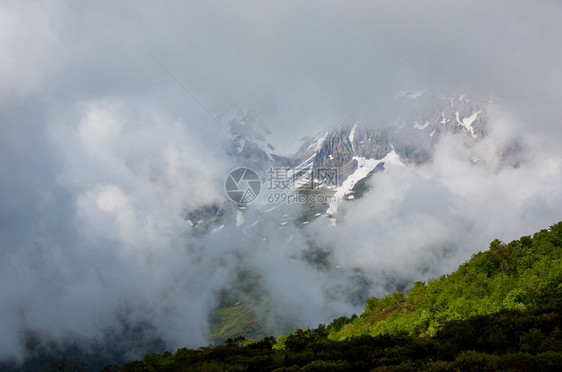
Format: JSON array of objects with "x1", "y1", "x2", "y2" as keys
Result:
[{"x1": 188, "y1": 90, "x2": 507, "y2": 229}]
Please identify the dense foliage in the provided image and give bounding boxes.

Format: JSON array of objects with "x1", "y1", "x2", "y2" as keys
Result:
[
  {"x1": 330, "y1": 222, "x2": 562, "y2": 340},
  {"x1": 63, "y1": 222, "x2": 562, "y2": 370},
  {"x1": 102, "y1": 309, "x2": 561, "y2": 371}
]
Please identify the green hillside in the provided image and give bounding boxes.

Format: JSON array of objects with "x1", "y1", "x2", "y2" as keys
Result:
[
  {"x1": 328, "y1": 222, "x2": 562, "y2": 341},
  {"x1": 99, "y1": 222, "x2": 562, "y2": 371}
]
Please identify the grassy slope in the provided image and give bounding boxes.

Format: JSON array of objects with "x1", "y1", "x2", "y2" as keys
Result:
[{"x1": 210, "y1": 304, "x2": 262, "y2": 342}]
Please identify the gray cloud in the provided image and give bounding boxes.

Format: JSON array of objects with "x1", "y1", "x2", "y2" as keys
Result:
[
  {"x1": 333, "y1": 103, "x2": 562, "y2": 285},
  {"x1": 1, "y1": 0, "x2": 562, "y2": 366}
]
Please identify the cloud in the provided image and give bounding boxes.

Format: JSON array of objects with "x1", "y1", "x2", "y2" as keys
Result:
[
  {"x1": 332, "y1": 104, "x2": 562, "y2": 286},
  {"x1": 0, "y1": 0, "x2": 561, "y2": 367}
]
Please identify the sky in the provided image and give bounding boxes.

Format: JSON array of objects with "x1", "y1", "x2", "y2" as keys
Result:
[{"x1": 1, "y1": 0, "x2": 562, "y2": 366}]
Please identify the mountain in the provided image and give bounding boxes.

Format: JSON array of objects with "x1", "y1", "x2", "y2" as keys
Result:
[
  {"x1": 178, "y1": 89, "x2": 529, "y2": 345},
  {"x1": 296, "y1": 90, "x2": 487, "y2": 171},
  {"x1": 229, "y1": 89, "x2": 488, "y2": 171},
  {"x1": 287, "y1": 90, "x2": 489, "y2": 209},
  {"x1": 189, "y1": 89, "x2": 495, "y2": 226}
]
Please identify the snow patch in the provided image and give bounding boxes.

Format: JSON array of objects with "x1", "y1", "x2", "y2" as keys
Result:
[
  {"x1": 237, "y1": 139, "x2": 245, "y2": 153},
  {"x1": 456, "y1": 111, "x2": 480, "y2": 138},
  {"x1": 413, "y1": 121, "x2": 430, "y2": 130},
  {"x1": 308, "y1": 132, "x2": 329, "y2": 151},
  {"x1": 327, "y1": 149, "x2": 404, "y2": 215},
  {"x1": 349, "y1": 124, "x2": 357, "y2": 151}
]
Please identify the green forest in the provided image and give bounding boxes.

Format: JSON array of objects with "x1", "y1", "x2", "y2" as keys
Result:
[{"x1": 68, "y1": 222, "x2": 562, "y2": 371}]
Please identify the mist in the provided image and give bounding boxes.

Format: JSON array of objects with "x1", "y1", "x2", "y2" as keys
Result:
[{"x1": 1, "y1": 0, "x2": 562, "y2": 368}]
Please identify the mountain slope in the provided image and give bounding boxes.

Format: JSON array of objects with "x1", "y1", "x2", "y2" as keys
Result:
[
  {"x1": 328, "y1": 221, "x2": 562, "y2": 340},
  {"x1": 107, "y1": 222, "x2": 562, "y2": 371}
]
